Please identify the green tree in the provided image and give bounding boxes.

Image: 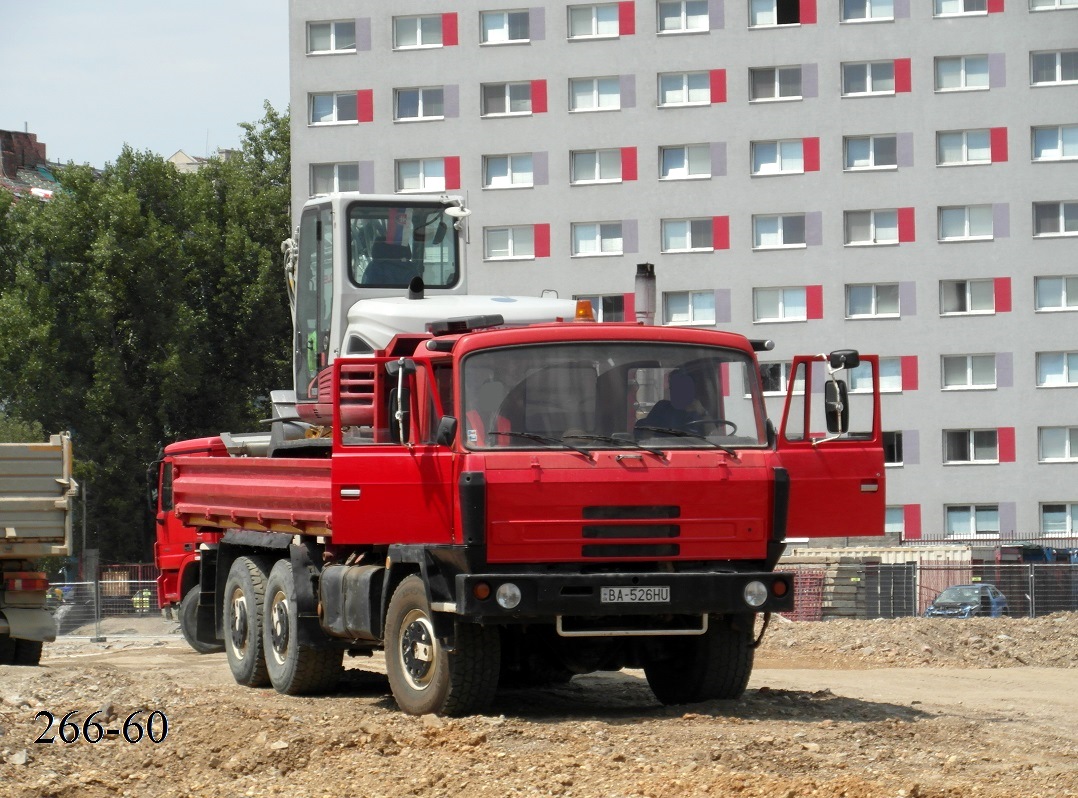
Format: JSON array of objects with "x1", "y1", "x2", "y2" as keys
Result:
[{"x1": 0, "y1": 103, "x2": 291, "y2": 561}]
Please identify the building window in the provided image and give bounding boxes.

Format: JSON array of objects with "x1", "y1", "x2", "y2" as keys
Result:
[
  {"x1": 483, "y1": 154, "x2": 534, "y2": 188},
  {"x1": 310, "y1": 162, "x2": 360, "y2": 194},
  {"x1": 759, "y1": 362, "x2": 804, "y2": 394},
  {"x1": 934, "y1": 0, "x2": 987, "y2": 15},
  {"x1": 661, "y1": 219, "x2": 713, "y2": 252},
  {"x1": 394, "y1": 15, "x2": 443, "y2": 48},
  {"x1": 658, "y1": 0, "x2": 710, "y2": 31},
  {"x1": 659, "y1": 144, "x2": 711, "y2": 179},
  {"x1": 1031, "y1": 0, "x2": 1078, "y2": 8},
  {"x1": 1037, "y1": 351, "x2": 1078, "y2": 386},
  {"x1": 751, "y1": 140, "x2": 804, "y2": 175},
  {"x1": 945, "y1": 504, "x2": 1000, "y2": 536},
  {"x1": 1031, "y1": 50, "x2": 1078, "y2": 85},
  {"x1": 846, "y1": 283, "x2": 900, "y2": 317},
  {"x1": 665, "y1": 291, "x2": 716, "y2": 324},
  {"x1": 571, "y1": 149, "x2": 622, "y2": 184},
  {"x1": 845, "y1": 210, "x2": 898, "y2": 245},
  {"x1": 484, "y1": 226, "x2": 535, "y2": 260},
  {"x1": 1041, "y1": 503, "x2": 1078, "y2": 535},
  {"x1": 481, "y1": 10, "x2": 530, "y2": 43},
  {"x1": 1033, "y1": 202, "x2": 1078, "y2": 237},
  {"x1": 884, "y1": 432, "x2": 904, "y2": 465},
  {"x1": 569, "y1": 77, "x2": 621, "y2": 111},
  {"x1": 571, "y1": 222, "x2": 623, "y2": 256},
  {"x1": 884, "y1": 506, "x2": 905, "y2": 534},
  {"x1": 753, "y1": 214, "x2": 807, "y2": 249},
  {"x1": 568, "y1": 3, "x2": 620, "y2": 37},
  {"x1": 658, "y1": 72, "x2": 711, "y2": 106},
  {"x1": 941, "y1": 279, "x2": 995, "y2": 314},
  {"x1": 937, "y1": 129, "x2": 990, "y2": 165},
  {"x1": 942, "y1": 354, "x2": 996, "y2": 389},
  {"x1": 843, "y1": 0, "x2": 894, "y2": 21},
  {"x1": 1032, "y1": 125, "x2": 1078, "y2": 161},
  {"x1": 935, "y1": 56, "x2": 989, "y2": 91},
  {"x1": 842, "y1": 61, "x2": 896, "y2": 96},
  {"x1": 944, "y1": 430, "x2": 999, "y2": 463},
  {"x1": 577, "y1": 294, "x2": 626, "y2": 321},
  {"x1": 938, "y1": 205, "x2": 994, "y2": 241},
  {"x1": 1039, "y1": 427, "x2": 1078, "y2": 461},
  {"x1": 844, "y1": 135, "x2": 897, "y2": 169},
  {"x1": 481, "y1": 82, "x2": 532, "y2": 116},
  {"x1": 1035, "y1": 276, "x2": 1078, "y2": 311},
  {"x1": 849, "y1": 358, "x2": 902, "y2": 393},
  {"x1": 307, "y1": 20, "x2": 357, "y2": 53},
  {"x1": 394, "y1": 87, "x2": 444, "y2": 121},
  {"x1": 749, "y1": 0, "x2": 803, "y2": 27},
  {"x1": 753, "y1": 287, "x2": 807, "y2": 321},
  {"x1": 749, "y1": 66, "x2": 802, "y2": 101},
  {"x1": 396, "y1": 158, "x2": 445, "y2": 192},
  {"x1": 309, "y1": 92, "x2": 358, "y2": 125}
]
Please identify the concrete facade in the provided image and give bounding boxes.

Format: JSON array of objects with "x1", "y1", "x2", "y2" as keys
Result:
[{"x1": 288, "y1": 0, "x2": 1078, "y2": 542}]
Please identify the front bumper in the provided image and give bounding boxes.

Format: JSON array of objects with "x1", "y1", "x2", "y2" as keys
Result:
[{"x1": 452, "y1": 570, "x2": 793, "y2": 620}]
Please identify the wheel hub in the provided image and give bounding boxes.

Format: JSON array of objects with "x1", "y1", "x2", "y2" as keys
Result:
[
  {"x1": 230, "y1": 595, "x2": 249, "y2": 651},
  {"x1": 401, "y1": 619, "x2": 434, "y2": 682},
  {"x1": 270, "y1": 599, "x2": 290, "y2": 656}
]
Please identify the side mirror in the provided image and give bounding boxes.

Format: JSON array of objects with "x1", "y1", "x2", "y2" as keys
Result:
[
  {"x1": 435, "y1": 416, "x2": 458, "y2": 447},
  {"x1": 824, "y1": 379, "x2": 850, "y2": 434},
  {"x1": 828, "y1": 349, "x2": 860, "y2": 370}
]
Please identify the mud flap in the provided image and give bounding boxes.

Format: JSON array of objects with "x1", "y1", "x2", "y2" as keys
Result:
[{"x1": 1, "y1": 608, "x2": 57, "y2": 642}]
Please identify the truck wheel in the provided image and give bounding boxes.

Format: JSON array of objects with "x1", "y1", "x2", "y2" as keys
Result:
[
  {"x1": 385, "y1": 575, "x2": 500, "y2": 716},
  {"x1": 263, "y1": 560, "x2": 343, "y2": 695},
  {"x1": 644, "y1": 615, "x2": 754, "y2": 704},
  {"x1": 180, "y1": 586, "x2": 225, "y2": 655},
  {"x1": 224, "y1": 556, "x2": 271, "y2": 687},
  {"x1": 13, "y1": 639, "x2": 43, "y2": 666}
]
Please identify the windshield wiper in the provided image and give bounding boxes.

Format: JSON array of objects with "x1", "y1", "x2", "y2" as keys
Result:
[
  {"x1": 488, "y1": 431, "x2": 594, "y2": 460},
  {"x1": 562, "y1": 433, "x2": 668, "y2": 460},
  {"x1": 632, "y1": 426, "x2": 739, "y2": 459}
]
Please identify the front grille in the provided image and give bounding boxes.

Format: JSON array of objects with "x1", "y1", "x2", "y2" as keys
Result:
[
  {"x1": 583, "y1": 505, "x2": 680, "y2": 520},
  {"x1": 582, "y1": 525, "x2": 680, "y2": 539}
]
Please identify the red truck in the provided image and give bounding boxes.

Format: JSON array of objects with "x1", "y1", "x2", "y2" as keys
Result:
[{"x1": 154, "y1": 193, "x2": 884, "y2": 715}]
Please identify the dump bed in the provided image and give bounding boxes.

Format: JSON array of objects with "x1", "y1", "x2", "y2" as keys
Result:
[
  {"x1": 171, "y1": 453, "x2": 332, "y2": 537},
  {"x1": 0, "y1": 434, "x2": 78, "y2": 559}
]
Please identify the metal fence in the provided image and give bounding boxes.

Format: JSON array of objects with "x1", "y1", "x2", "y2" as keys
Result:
[
  {"x1": 781, "y1": 563, "x2": 1078, "y2": 621},
  {"x1": 51, "y1": 579, "x2": 161, "y2": 639}
]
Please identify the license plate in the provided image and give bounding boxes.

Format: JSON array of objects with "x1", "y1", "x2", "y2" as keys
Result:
[{"x1": 600, "y1": 586, "x2": 670, "y2": 604}]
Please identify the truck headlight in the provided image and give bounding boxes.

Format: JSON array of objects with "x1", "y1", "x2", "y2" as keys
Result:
[
  {"x1": 496, "y1": 583, "x2": 522, "y2": 610},
  {"x1": 744, "y1": 580, "x2": 768, "y2": 608}
]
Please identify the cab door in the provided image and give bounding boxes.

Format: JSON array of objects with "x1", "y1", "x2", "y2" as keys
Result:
[{"x1": 777, "y1": 353, "x2": 885, "y2": 538}]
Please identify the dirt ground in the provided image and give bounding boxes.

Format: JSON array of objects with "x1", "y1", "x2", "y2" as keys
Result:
[{"x1": 0, "y1": 614, "x2": 1075, "y2": 798}]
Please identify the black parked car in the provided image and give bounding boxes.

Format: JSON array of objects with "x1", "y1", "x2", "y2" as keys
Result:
[{"x1": 924, "y1": 584, "x2": 1009, "y2": 618}]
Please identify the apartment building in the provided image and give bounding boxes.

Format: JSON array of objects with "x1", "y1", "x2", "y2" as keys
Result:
[{"x1": 288, "y1": 0, "x2": 1078, "y2": 543}]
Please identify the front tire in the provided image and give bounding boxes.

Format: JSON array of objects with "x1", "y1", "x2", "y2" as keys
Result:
[
  {"x1": 224, "y1": 556, "x2": 271, "y2": 687},
  {"x1": 384, "y1": 575, "x2": 500, "y2": 716},
  {"x1": 263, "y1": 560, "x2": 343, "y2": 695},
  {"x1": 644, "y1": 614, "x2": 755, "y2": 704},
  {"x1": 180, "y1": 586, "x2": 224, "y2": 654}
]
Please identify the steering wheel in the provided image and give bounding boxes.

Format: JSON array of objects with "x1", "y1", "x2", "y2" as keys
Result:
[{"x1": 685, "y1": 418, "x2": 738, "y2": 435}]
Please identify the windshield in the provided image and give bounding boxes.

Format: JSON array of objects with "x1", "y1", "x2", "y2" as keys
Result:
[
  {"x1": 347, "y1": 202, "x2": 459, "y2": 289},
  {"x1": 462, "y1": 342, "x2": 767, "y2": 451},
  {"x1": 936, "y1": 587, "x2": 982, "y2": 604}
]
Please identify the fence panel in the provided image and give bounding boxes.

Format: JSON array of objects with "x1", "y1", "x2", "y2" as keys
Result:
[{"x1": 51, "y1": 580, "x2": 161, "y2": 638}]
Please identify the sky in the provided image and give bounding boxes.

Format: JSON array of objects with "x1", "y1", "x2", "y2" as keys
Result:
[{"x1": 0, "y1": 1, "x2": 289, "y2": 169}]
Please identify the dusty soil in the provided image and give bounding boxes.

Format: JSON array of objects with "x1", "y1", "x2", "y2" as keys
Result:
[{"x1": 0, "y1": 615, "x2": 1075, "y2": 798}]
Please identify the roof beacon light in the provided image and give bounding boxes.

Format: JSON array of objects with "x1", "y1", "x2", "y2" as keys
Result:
[{"x1": 574, "y1": 300, "x2": 596, "y2": 321}]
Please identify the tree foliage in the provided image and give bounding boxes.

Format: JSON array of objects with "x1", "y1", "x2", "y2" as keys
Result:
[{"x1": 0, "y1": 103, "x2": 291, "y2": 561}]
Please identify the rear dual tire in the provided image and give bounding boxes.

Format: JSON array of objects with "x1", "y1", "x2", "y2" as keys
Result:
[{"x1": 644, "y1": 614, "x2": 755, "y2": 704}]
